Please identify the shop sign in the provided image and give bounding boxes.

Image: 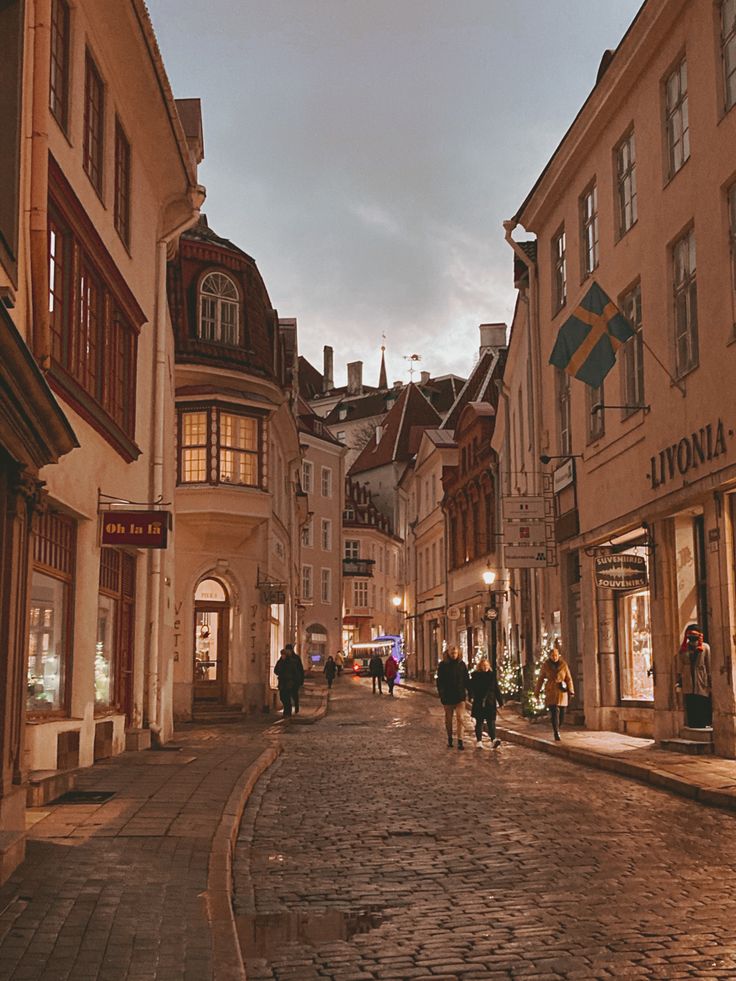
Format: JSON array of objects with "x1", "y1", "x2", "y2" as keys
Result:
[
  {"x1": 504, "y1": 544, "x2": 549, "y2": 568},
  {"x1": 595, "y1": 554, "x2": 647, "y2": 589},
  {"x1": 504, "y1": 519, "x2": 547, "y2": 545},
  {"x1": 648, "y1": 419, "x2": 730, "y2": 490},
  {"x1": 502, "y1": 496, "x2": 545, "y2": 520},
  {"x1": 553, "y1": 458, "x2": 575, "y2": 494},
  {"x1": 447, "y1": 607, "x2": 461, "y2": 620},
  {"x1": 101, "y1": 510, "x2": 170, "y2": 548}
]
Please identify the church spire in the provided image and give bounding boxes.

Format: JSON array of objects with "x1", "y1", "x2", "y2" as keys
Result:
[{"x1": 378, "y1": 335, "x2": 388, "y2": 390}]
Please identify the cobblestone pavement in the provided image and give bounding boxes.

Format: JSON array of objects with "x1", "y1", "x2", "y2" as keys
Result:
[{"x1": 234, "y1": 679, "x2": 736, "y2": 981}]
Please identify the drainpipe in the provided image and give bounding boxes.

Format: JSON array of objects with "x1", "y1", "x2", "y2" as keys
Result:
[
  {"x1": 146, "y1": 187, "x2": 205, "y2": 739},
  {"x1": 29, "y1": 0, "x2": 52, "y2": 367}
]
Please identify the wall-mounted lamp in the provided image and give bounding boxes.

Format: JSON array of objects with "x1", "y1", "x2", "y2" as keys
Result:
[
  {"x1": 592, "y1": 402, "x2": 650, "y2": 415},
  {"x1": 539, "y1": 454, "x2": 583, "y2": 465}
]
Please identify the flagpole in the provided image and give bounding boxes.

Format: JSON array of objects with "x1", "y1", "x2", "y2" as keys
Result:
[{"x1": 641, "y1": 336, "x2": 686, "y2": 396}]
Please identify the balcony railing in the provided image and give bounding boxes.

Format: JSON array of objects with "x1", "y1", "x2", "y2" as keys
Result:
[{"x1": 342, "y1": 558, "x2": 375, "y2": 577}]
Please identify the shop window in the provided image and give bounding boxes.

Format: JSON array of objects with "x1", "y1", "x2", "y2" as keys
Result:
[
  {"x1": 177, "y1": 405, "x2": 263, "y2": 487},
  {"x1": 618, "y1": 587, "x2": 653, "y2": 702},
  {"x1": 198, "y1": 271, "x2": 240, "y2": 345},
  {"x1": 27, "y1": 510, "x2": 76, "y2": 714},
  {"x1": 97, "y1": 549, "x2": 136, "y2": 713}
]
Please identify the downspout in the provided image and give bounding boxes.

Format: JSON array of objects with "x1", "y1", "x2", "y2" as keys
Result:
[
  {"x1": 29, "y1": 0, "x2": 52, "y2": 368},
  {"x1": 146, "y1": 188, "x2": 205, "y2": 738}
]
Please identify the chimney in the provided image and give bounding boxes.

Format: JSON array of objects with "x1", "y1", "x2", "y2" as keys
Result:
[
  {"x1": 479, "y1": 323, "x2": 508, "y2": 354},
  {"x1": 347, "y1": 360, "x2": 363, "y2": 396},
  {"x1": 323, "y1": 345, "x2": 334, "y2": 393},
  {"x1": 420, "y1": 370, "x2": 430, "y2": 385}
]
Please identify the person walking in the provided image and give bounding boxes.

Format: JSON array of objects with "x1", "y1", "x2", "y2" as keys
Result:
[
  {"x1": 274, "y1": 647, "x2": 301, "y2": 718},
  {"x1": 436, "y1": 647, "x2": 470, "y2": 749},
  {"x1": 468, "y1": 657, "x2": 503, "y2": 749},
  {"x1": 534, "y1": 641, "x2": 574, "y2": 741},
  {"x1": 384, "y1": 651, "x2": 399, "y2": 696},
  {"x1": 369, "y1": 651, "x2": 384, "y2": 693},
  {"x1": 335, "y1": 650, "x2": 344, "y2": 676},
  {"x1": 285, "y1": 643, "x2": 305, "y2": 714},
  {"x1": 324, "y1": 655, "x2": 337, "y2": 690},
  {"x1": 675, "y1": 623, "x2": 712, "y2": 728}
]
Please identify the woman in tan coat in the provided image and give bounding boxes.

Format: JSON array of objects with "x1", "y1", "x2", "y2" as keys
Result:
[{"x1": 534, "y1": 641, "x2": 575, "y2": 741}]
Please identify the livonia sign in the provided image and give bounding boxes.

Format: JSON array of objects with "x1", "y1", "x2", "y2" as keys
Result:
[{"x1": 648, "y1": 419, "x2": 729, "y2": 490}]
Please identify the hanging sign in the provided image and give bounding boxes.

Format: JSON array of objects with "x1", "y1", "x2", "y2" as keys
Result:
[
  {"x1": 595, "y1": 553, "x2": 647, "y2": 589},
  {"x1": 502, "y1": 496, "x2": 545, "y2": 520},
  {"x1": 100, "y1": 511, "x2": 170, "y2": 549}
]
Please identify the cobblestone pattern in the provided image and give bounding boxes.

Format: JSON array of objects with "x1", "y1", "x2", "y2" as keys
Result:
[{"x1": 234, "y1": 680, "x2": 736, "y2": 980}]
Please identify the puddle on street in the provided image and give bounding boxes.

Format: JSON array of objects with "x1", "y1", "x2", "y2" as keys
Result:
[{"x1": 236, "y1": 909, "x2": 383, "y2": 956}]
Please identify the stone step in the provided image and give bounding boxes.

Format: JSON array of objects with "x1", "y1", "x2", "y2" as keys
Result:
[
  {"x1": 660, "y1": 738, "x2": 714, "y2": 755},
  {"x1": 26, "y1": 768, "x2": 78, "y2": 807},
  {"x1": 681, "y1": 726, "x2": 714, "y2": 743},
  {"x1": 0, "y1": 831, "x2": 26, "y2": 886}
]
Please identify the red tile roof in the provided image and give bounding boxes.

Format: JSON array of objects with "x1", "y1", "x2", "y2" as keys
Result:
[{"x1": 348, "y1": 382, "x2": 442, "y2": 475}]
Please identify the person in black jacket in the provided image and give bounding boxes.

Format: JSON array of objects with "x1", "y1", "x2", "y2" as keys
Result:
[
  {"x1": 369, "y1": 652, "x2": 384, "y2": 694},
  {"x1": 436, "y1": 647, "x2": 470, "y2": 749},
  {"x1": 469, "y1": 658, "x2": 503, "y2": 749},
  {"x1": 323, "y1": 655, "x2": 337, "y2": 689},
  {"x1": 284, "y1": 644, "x2": 305, "y2": 714},
  {"x1": 274, "y1": 648, "x2": 301, "y2": 717}
]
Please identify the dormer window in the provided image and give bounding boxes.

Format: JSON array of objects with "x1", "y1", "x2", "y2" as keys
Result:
[{"x1": 198, "y1": 271, "x2": 240, "y2": 345}]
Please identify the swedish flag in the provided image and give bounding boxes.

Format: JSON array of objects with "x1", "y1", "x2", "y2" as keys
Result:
[{"x1": 549, "y1": 281, "x2": 636, "y2": 388}]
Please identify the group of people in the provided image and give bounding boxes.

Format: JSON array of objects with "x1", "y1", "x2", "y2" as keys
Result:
[
  {"x1": 368, "y1": 651, "x2": 400, "y2": 695},
  {"x1": 437, "y1": 641, "x2": 575, "y2": 748}
]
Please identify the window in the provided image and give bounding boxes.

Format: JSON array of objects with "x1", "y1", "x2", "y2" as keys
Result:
[
  {"x1": 49, "y1": 0, "x2": 70, "y2": 131},
  {"x1": 177, "y1": 405, "x2": 263, "y2": 487},
  {"x1": 301, "y1": 516, "x2": 313, "y2": 548},
  {"x1": 665, "y1": 58, "x2": 689, "y2": 178},
  {"x1": 586, "y1": 383, "x2": 604, "y2": 443},
  {"x1": 621, "y1": 282, "x2": 645, "y2": 415},
  {"x1": 556, "y1": 368, "x2": 572, "y2": 454},
  {"x1": 199, "y1": 272, "x2": 240, "y2": 345},
  {"x1": 302, "y1": 460, "x2": 313, "y2": 493},
  {"x1": 321, "y1": 466, "x2": 332, "y2": 498},
  {"x1": 618, "y1": 585, "x2": 653, "y2": 702},
  {"x1": 345, "y1": 539, "x2": 360, "y2": 559},
  {"x1": 673, "y1": 228, "x2": 698, "y2": 376},
  {"x1": 321, "y1": 518, "x2": 332, "y2": 551},
  {"x1": 27, "y1": 510, "x2": 75, "y2": 714},
  {"x1": 48, "y1": 207, "x2": 137, "y2": 439},
  {"x1": 336, "y1": 430, "x2": 346, "y2": 442},
  {"x1": 722, "y1": 0, "x2": 736, "y2": 113},
  {"x1": 114, "y1": 119, "x2": 131, "y2": 248},
  {"x1": 353, "y1": 580, "x2": 368, "y2": 607},
  {"x1": 615, "y1": 131, "x2": 637, "y2": 237},
  {"x1": 97, "y1": 549, "x2": 136, "y2": 713},
  {"x1": 83, "y1": 50, "x2": 105, "y2": 193},
  {"x1": 729, "y1": 183, "x2": 736, "y2": 328},
  {"x1": 580, "y1": 182, "x2": 599, "y2": 277},
  {"x1": 320, "y1": 568, "x2": 331, "y2": 604},
  {"x1": 301, "y1": 565, "x2": 313, "y2": 602},
  {"x1": 552, "y1": 227, "x2": 566, "y2": 313}
]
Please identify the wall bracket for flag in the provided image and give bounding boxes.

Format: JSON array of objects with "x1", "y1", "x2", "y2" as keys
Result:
[{"x1": 640, "y1": 337, "x2": 686, "y2": 397}]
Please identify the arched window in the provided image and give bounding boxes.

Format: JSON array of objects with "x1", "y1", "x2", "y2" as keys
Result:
[{"x1": 198, "y1": 272, "x2": 240, "y2": 345}]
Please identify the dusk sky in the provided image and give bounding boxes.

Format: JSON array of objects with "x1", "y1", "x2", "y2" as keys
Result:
[{"x1": 147, "y1": 0, "x2": 643, "y2": 387}]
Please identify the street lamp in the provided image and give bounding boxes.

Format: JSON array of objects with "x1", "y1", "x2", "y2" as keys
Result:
[
  {"x1": 391, "y1": 594, "x2": 402, "y2": 610},
  {"x1": 482, "y1": 569, "x2": 498, "y2": 674}
]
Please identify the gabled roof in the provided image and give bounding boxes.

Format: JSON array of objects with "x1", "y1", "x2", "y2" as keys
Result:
[
  {"x1": 324, "y1": 388, "x2": 400, "y2": 425},
  {"x1": 298, "y1": 355, "x2": 324, "y2": 400},
  {"x1": 349, "y1": 382, "x2": 442, "y2": 475},
  {"x1": 296, "y1": 395, "x2": 344, "y2": 446},
  {"x1": 440, "y1": 350, "x2": 505, "y2": 431}
]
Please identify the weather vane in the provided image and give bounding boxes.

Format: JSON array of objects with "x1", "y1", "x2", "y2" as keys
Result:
[{"x1": 403, "y1": 353, "x2": 422, "y2": 381}]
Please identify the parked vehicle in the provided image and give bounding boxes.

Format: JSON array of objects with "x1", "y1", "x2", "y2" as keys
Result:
[{"x1": 347, "y1": 636, "x2": 403, "y2": 678}]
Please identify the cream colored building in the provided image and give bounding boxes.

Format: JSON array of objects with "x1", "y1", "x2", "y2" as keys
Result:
[{"x1": 503, "y1": 0, "x2": 736, "y2": 753}]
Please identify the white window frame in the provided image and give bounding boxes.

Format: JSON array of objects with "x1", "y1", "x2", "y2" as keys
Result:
[
  {"x1": 301, "y1": 564, "x2": 313, "y2": 602},
  {"x1": 615, "y1": 130, "x2": 637, "y2": 238},
  {"x1": 301, "y1": 515, "x2": 313, "y2": 548},
  {"x1": 321, "y1": 518, "x2": 332, "y2": 551},
  {"x1": 665, "y1": 58, "x2": 690, "y2": 179},
  {"x1": 586, "y1": 383, "x2": 604, "y2": 444},
  {"x1": 198, "y1": 271, "x2": 240, "y2": 345},
  {"x1": 672, "y1": 227, "x2": 698, "y2": 377},
  {"x1": 353, "y1": 580, "x2": 368, "y2": 608},
  {"x1": 302, "y1": 460, "x2": 313, "y2": 494},
  {"x1": 320, "y1": 466, "x2": 332, "y2": 498},
  {"x1": 320, "y1": 568, "x2": 331, "y2": 604},
  {"x1": 580, "y1": 182, "x2": 599, "y2": 278},
  {"x1": 552, "y1": 227, "x2": 567, "y2": 313},
  {"x1": 345, "y1": 539, "x2": 360, "y2": 560},
  {"x1": 556, "y1": 368, "x2": 572, "y2": 455}
]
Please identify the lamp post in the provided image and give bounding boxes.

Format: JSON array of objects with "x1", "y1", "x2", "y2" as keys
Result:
[{"x1": 482, "y1": 569, "x2": 498, "y2": 674}]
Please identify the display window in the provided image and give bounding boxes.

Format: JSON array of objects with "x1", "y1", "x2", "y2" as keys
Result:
[
  {"x1": 97, "y1": 548, "x2": 136, "y2": 715},
  {"x1": 617, "y1": 585, "x2": 653, "y2": 702},
  {"x1": 27, "y1": 509, "x2": 76, "y2": 715}
]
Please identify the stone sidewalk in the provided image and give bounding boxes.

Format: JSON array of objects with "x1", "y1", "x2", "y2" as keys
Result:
[
  {"x1": 0, "y1": 681, "x2": 328, "y2": 981},
  {"x1": 401, "y1": 677, "x2": 736, "y2": 814}
]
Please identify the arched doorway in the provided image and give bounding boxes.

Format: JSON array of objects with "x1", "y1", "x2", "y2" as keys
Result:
[
  {"x1": 194, "y1": 577, "x2": 229, "y2": 702},
  {"x1": 306, "y1": 623, "x2": 328, "y2": 669}
]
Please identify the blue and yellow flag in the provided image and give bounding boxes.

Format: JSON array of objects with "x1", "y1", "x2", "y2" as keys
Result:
[{"x1": 549, "y1": 281, "x2": 636, "y2": 388}]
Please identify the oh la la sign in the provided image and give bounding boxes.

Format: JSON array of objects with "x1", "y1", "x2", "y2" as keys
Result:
[{"x1": 648, "y1": 419, "x2": 730, "y2": 490}]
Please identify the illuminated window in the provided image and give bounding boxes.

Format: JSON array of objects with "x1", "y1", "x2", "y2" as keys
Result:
[{"x1": 177, "y1": 406, "x2": 262, "y2": 487}]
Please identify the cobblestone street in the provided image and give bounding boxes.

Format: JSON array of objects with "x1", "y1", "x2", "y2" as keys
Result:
[{"x1": 234, "y1": 680, "x2": 736, "y2": 981}]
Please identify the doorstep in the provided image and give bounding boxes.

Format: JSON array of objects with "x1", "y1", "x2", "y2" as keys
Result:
[{"x1": 26, "y1": 768, "x2": 79, "y2": 807}]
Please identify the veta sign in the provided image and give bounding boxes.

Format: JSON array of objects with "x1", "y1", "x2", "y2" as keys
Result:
[
  {"x1": 101, "y1": 510, "x2": 170, "y2": 549},
  {"x1": 648, "y1": 419, "x2": 729, "y2": 490},
  {"x1": 595, "y1": 553, "x2": 647, "y2": 589}
]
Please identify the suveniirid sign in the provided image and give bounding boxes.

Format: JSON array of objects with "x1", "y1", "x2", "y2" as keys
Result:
[
  {"x1": 595, "y1": 553, "x2": 647, "y2": 589},
  {"x1": 101, "y1": 511, "x2": 170, "y2": 549}
]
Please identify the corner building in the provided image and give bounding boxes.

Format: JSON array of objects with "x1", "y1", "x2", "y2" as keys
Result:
[{"x1": 507, "y1": 0, "x2": 736, "y2": 753}]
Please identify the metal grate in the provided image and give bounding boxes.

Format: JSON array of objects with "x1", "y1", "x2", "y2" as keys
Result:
[{"x1": 51, "y1": 790, "x2": 115, "y2": 805}]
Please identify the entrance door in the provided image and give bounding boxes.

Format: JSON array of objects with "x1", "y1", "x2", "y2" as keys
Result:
[{"x1": 193, "y1": 578, "x2": 229, "y2": 702}]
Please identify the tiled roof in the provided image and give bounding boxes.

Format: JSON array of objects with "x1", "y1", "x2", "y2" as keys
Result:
[
  {"x1": 182, "y1": 215, "x2": 253, "y2": 261},
  {"x1": 348, "y1": 382, "x2": 442, "y2": 475},
  {"x1": 440, "y1": 350, "x2": 505, "y2": 431},
  {"x1": 298, "y1": 356, "x2": 324, "y2": 400}
]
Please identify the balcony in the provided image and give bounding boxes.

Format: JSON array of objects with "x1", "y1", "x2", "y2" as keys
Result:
[{"x1": 342, "y1": 558, "x2": 375, "y2": 577}]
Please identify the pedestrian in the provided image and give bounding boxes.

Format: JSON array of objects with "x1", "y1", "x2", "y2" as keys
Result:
[
  {"x1": 468, "y1": 657, "x2": 503, "y2": 749},
  {"x1": 285, "y1": 643, "x2": 305, "y2": 714},
  {"x1": 675, "y1": 623, "x2": 712, "y2": 728},
  {"x1": 385, "y1": 651, "x2": 399, "y2": 696},
  {"x1": 369, "y1": 651, "x2": 384, "y2": 693},
  {"x1": 436, "y1": 646, "x2": 470, "y2": 749},
  {"x1": 335, "y1": 650, "x2": 344, "y2": 676},
  {"x1": 324, "y1": 655, "x2": 337, "y2": 690},
  {"x1": 274, "y1": 647, "x2": 300, "y2": 718},
  {"x1": 534, "y1": 640, "x2": 574, "y2": 741}
]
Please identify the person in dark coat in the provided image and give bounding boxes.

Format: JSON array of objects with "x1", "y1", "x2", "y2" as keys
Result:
[
  {"x1": 274, "y1": 647, "x2": 301, "y2": 717},
  {"x1": 469, "y1": 658, "x2": 503, "y2": 749},
  {"x1": 285, "y1": 643, "x2": 305, "y2": 714},
  {"x1": 369, "y1": 652, "x2": 384, "y2": 693},
  {"x1": 436, "y1": 647, "x2": 470, "y2": 749},
  {"x1": 675, "y1": 623, "x2": 712, "y2": 728},
  {"x1": 384, "y1": 653, "x2": 399, "y2": 696},
  {"x1": 324, "y1": 655, "x2": 337, "y2": 689}
]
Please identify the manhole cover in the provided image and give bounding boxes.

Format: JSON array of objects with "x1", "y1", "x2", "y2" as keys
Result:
[
  {"x1": 51, "y1": 790, "x2": 116, "y2": 805},
  {"x1": 337, "y1": 722, "x2": 369, "y2": 728}
]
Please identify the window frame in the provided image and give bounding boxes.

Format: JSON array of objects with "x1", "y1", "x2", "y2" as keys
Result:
[
  {"x1": 672, "y1": 226, "x2": 698, "y2": 377},
  {"x1": 551, "y1": 226, "x2": 567, "y2": 314},
  {"x1": 344, "y1": 539, "x2": 360, "y2": 560},
  {"x1": 620, "y1": 281, "x2": 645, "y2": 417},
  {"x1": 302, "y1": 460, "x2": 313, "y2": 494},
  {"x1": 114, "y1": 117, "x2": 131, "y2": 250},
  {"x1": 664, "y1": 56, "x2": 690, "y2": 180},
  {"x1": 614, "y1": 129, "x2": 637, "y2": 239},
  {"x1": 301, "y1": 515, "x2": 314, "y2": 548},
  {"x1": 301, "y1": 564, "x2": 313, "y2": 602},
  {"x1": 556, "y1": 367, "x2": 572, "y2": 455},
  {"x1": 49, "y1": 0, "x2": 70, "y2": 133},
  {"x1": 320, "y1": 568, "x2": 331, "y2": 604},
  {"x1": 321, "y1": 517, "x2": 332, "y2": 551},
  {"x1": 721, "y1": 0, "x2": 736, "y2": 114},
  {"x1": 728, "y1": 181, "x2": 736, "y2": 338},
  {"x1": 353, "y1": 580, "x2": 368, "y2": 608},
  {"x1": 83, "y1": 49, "x2": 105, "y2": 195},
  {"x1": 580, "y1": 181, "x2": 599, "y2": 279},
  {"x1": 586, "y1": 383, "x2": 605, "y2": 444},
  {"x1": 320, "y1": 466, "x2": 332, "y2": 498},
  {"x1": 197, "y1": 270, "x2": 241, "y2": 346},
  {"x1": 177, "y1": 402, "x2": 265, "y2": 488}
]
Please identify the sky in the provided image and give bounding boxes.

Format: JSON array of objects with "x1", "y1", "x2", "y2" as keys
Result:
[{"x1": 146, "y1": 0, "x2": 643, "y2": 388}]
